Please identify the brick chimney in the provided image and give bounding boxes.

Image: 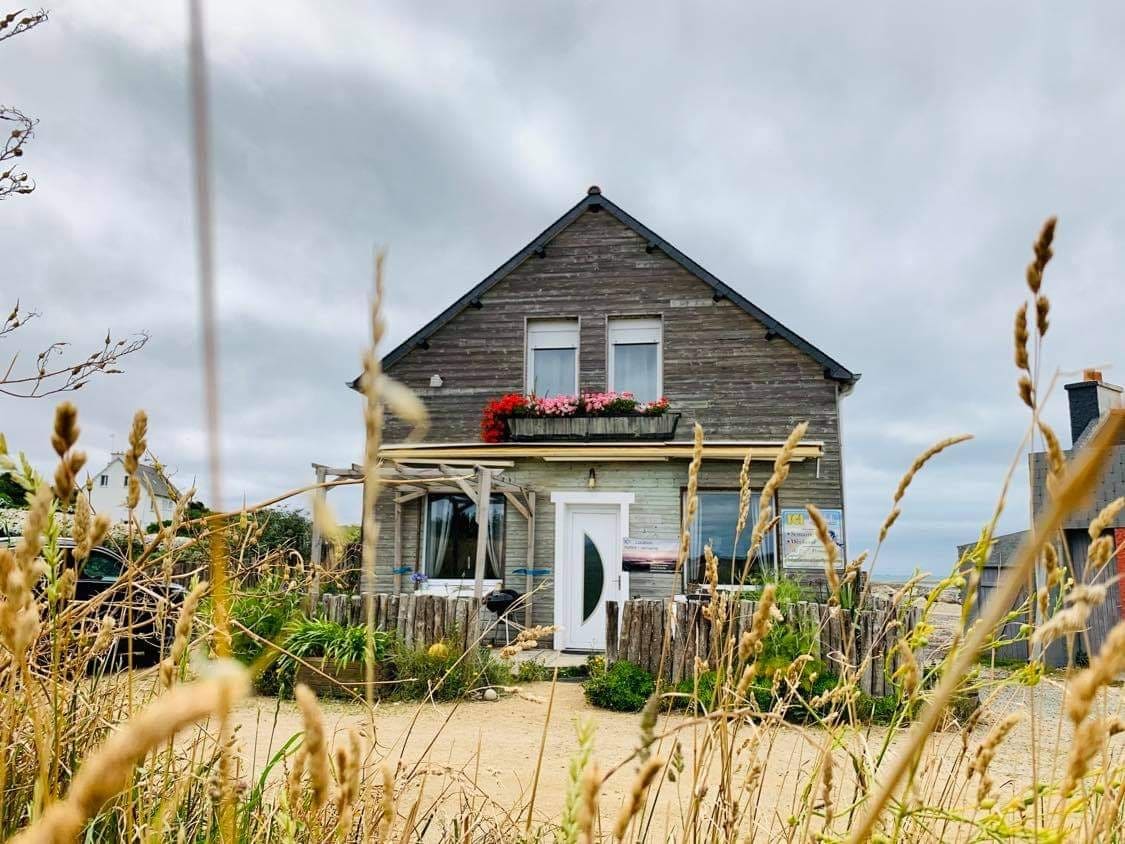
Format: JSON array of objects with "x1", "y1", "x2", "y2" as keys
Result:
[{"x1": 1064, "y1": 369, "x2": 1123, "y2": 445}]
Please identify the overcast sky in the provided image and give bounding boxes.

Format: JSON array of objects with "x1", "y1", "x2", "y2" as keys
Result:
[{"x1": 3, "y1": 2, "x2": 1123, "y2": 579}]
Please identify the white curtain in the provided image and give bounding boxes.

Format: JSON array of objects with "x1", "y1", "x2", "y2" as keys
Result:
[
  {"x1": 485, "y1": 501, "x2": 503, "y2": 579},
  {"x1": 613, "y1": 343, "x2": 658, "y2": 402},
  {"x1": 426, "y1": 497, "x2": 453, "y2": 577},
  {"x1": 532, "y1": 348, "x2": 575, "y2": 396}
]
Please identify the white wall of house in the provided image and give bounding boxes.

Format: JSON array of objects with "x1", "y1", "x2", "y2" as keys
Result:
[{"x1": 88, "y1": 457, "x2": 173, "y2": 526}]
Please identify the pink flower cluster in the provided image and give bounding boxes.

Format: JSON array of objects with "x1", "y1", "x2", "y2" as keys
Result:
[
  {"x1": 579, "y1": 391, "x2": 634, "y2": 413},
  {"x1": 533, "y1": 394, "x2": 579, "y2": 416}
]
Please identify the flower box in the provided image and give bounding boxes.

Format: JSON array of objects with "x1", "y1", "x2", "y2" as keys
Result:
[{"x1": 507, "y1": 412, "x2": 680, "y2": 442}]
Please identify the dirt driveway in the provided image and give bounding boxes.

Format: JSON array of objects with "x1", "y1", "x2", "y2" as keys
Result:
[{"x1": 226, "y1": 673, "x2": 1084, "y2": 838}]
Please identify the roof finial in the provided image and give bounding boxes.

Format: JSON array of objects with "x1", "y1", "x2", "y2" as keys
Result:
[{"x1": 587, "y1": 185, "x2": 601, "y2": 196}]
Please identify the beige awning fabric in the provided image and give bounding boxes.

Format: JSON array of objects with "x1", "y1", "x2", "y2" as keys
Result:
[{"x1": 378, "y1": 440, "x2": 822, "y2": 462}]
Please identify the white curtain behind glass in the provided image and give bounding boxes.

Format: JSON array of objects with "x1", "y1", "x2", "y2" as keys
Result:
[
  {"x1": 613, "y1": 343, "x2": 658, "y2": 402},
  {"x1": 426, "y1": 497, "x2": 453, "y2": 576},
  {"x1": 486, "y1": 501, "x2": 503, "y2": 576},
  {"x1": 532, "y1": 348, "x2": 575, "y2": 396}
]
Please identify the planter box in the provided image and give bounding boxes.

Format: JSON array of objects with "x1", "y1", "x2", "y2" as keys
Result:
[
  {"x1": 506, "y1": 413, "x2": 680, "y2": 442},
  {"x1": 294, "y1": 659, "x2": 387, "y2": 700}
]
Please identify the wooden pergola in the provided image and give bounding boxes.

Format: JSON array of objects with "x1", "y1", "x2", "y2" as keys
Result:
[{"x1": 309, "y1": 460, "x2": 539, "y2": 625}]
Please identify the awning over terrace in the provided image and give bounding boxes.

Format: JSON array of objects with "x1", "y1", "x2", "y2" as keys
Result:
[{"x1": 377, "y1": 439, "x2": 824, "y2": 463}]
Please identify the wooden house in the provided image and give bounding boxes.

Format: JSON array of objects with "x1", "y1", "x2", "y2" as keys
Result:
[{"x1": 322, "y1": 187, "x2": 860, "y2": 651}]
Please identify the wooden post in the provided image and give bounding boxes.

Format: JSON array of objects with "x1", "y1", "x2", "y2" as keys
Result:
[
  {"x1": 309, "y1": 464, "x2": 327, "y2": 611},
  {"x1": 605, "y1": 600, "x2": 619, "y2": 663},
  {"x1": 393, "y1": 498, "x2": 403, "y2": 593},
  {"x1": 525, "y1": 491, "x2": 536, "y2": 628},
  {"x1": 472, "y1": 466, "x2": 492, "y2": 601}
]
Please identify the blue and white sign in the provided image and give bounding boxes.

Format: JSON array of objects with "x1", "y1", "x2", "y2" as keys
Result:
[{"x1": 780, "y1": 508, "x2": 845, "y2": 566}]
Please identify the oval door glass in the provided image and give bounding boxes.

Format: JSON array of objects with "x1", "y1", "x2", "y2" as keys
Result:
[{"x1": 583, "y1": 533, "x2": 605, "y2": 622}]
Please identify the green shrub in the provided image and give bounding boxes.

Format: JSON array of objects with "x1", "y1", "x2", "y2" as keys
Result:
[
  {"x1": 583, "y1": 661, "x2": 655, "y2": 712},
  {"x1": 671, "y1": 670, "x2": 719, "y2": 713},
  {"x1": 390, "y1": 639, "x2": 512, "y2": 702},
  {"x1": 515, "y1": 658, "x2": 551, "y2": 683},
  {"x1": 854, "y1": 692, "x2": 900, "y2": 725},
  {"x1": 227, "y1": 576, "x2": 304, "y2": 696}
]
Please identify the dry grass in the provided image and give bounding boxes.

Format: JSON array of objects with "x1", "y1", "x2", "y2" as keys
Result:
[{"x1": 4, "y1": 210, "x2": 1125, "y2": 843}]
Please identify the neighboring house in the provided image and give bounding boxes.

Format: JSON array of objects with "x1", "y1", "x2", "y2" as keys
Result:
[
  {"x1": 345, "y1": 186, "x2": 860, "y2": 651},
  {"x1": 89, "y1": 453, "x2": 179, "y2": 527},
  {"x1": 959, "y1": 370, "x2": 1125, "y2": 666}
]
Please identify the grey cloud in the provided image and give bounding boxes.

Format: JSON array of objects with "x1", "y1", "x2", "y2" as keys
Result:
[{"x1": 2, "y1": 0, "x2": 1123, "y2": 577}]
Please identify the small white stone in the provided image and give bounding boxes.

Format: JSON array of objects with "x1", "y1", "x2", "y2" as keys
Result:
[{"x1": 483, "y1": 688, "x2": 499, "y2": 701}]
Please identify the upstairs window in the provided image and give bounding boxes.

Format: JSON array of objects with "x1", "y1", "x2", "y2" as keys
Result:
[
  {"x1": 99, "y1": 475, "x2": 109, "y2": 487},
  {"x1": 608, "y1": 318, "x2": 661, "y2": 403},
  {"x1": 424, "y1": 493, "x2": 505, "y2": 581},
  {"x1": 526, "y1": 319, "x2": 578, "y2": 396}
]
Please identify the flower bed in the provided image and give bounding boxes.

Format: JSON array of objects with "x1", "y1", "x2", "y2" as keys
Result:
[{"x1": 481, "y1": 392, "x2": 673, "y2": 442}]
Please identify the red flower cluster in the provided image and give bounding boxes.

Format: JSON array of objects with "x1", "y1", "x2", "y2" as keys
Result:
[{"x1": 480, "y1": 393, "x2": 529, "y2": 443}]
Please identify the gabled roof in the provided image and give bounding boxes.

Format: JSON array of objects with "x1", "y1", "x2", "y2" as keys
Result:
[
  {"x1": 95, "y1": 456, "x2": 180, "y2": 500},
  {"x1": 369, "y1": 187, "x2": 860, "y2": 392}
]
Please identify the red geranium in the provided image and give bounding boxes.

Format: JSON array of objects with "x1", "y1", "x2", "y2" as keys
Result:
[{"x1": 481, "y1": 393, "x2": 530, "y2": 442}]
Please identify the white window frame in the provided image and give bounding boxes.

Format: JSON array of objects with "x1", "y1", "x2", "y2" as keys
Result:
[
  {"x1": 525, "y1": 318, "x2": 579, "y2": 396},
  {"x1": 417, "y1": 492, "x2": 504, "y2": 594},
  {"x1": 607, "y1": 317, "x2": 663, "y2": 399}
]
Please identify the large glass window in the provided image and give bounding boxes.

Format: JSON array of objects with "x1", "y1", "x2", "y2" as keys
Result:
[
  {"x1": 424, "y1": 493, "x2": 505, "y2": 581},
  {"x1": 526, "y1": 319, "x2": 578, "y2": 396},
  {"x1": 608, "y1": 318, "x2": 661, "y2": 403},
  {"x1": 685, "y1": 490, "x2": 776, "y2": 586}
]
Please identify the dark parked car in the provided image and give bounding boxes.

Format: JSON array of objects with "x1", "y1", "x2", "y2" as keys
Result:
[{"x1": 2, "y1": 535, "x2": 185, "y2": 662}]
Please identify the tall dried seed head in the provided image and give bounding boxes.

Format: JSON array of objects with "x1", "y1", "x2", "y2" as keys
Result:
[
  {"x1": 1039, "y1": 420, "x2": 1065, "y2": 488},
  {"x1": 577, "y1": 761, "x2": 600, "y2": 844},
  {"x1": 160, "y1": 580, "x2": 209, "y2": 687},
  {"x1": 1025, "y1": 216, "x2": 1057, "y2": 294},
  {"x1": 881, "y1": 435, "x2": 972, "y2": 541},
  {"x1": 613, "y1": 756, "x2": 664, "y2": 840},
  {"x1": 1089, "y1": 497, "x2": 1124, "y2": 541},
  {"x1": 1068, "y1": 620, "x2": 1125, "y2": 726},
  {"x1": 295, "y1": 684, "x2": 331, "y2": 809},
  {"x1": 1014, "y1": 303, "x2": 1030, "y2": 372},
  {"x1": 969, "y1": 711, "x2": 1021, "y2": 804},
  {"x1": 1018, "y1": 375, "x2": 1034, "y2": 409},
  {"x1": 125, "y1": 410, "x2": 148, "y2": 476},
  {"x1": 1035, "y1": 294, "x2": 1050, "y2": 336},
  {"x1": 13, "y1": 669, "x2": 250, "y2": 844},
  {"x1": 50, "y1": 401, "x2": 80, "y2": 458},
  {"x1": 806, "y1": 505, "x2": 840, "y2": 599},
  {"x1": 378, "y1": 763, "x2": 396, "y2": 841}
]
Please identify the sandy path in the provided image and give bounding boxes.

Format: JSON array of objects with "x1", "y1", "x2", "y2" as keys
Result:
[{"x1": 226, "y1": 672, "x2": 1097, "y2": 839}]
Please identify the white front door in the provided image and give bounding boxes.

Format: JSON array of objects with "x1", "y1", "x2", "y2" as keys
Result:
[{"x1": 552, "y1": 494, "x2": 631, "y2": 651}]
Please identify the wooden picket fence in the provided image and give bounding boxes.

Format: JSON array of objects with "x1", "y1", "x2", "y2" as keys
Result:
[
  {"x1": 314, "y1": 592, "x2": 487, "y2": 653},
  {"x1": 605, "y1": 596, "x2": 922, "y2": 696}
]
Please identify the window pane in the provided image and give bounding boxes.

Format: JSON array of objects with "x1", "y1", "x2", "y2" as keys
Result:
[
  {"x1": 532, "y1": 348, "x2": 575, "y2": 396},
  {"x1": 424, "y1": 494, "x2": 504, "y2": 581},
  {"x1": 613, "y1": 343, "x2": 658, "y2": 402},
  {"x1": 687, "y1": 491, "x2": 775, "y2": 585}
]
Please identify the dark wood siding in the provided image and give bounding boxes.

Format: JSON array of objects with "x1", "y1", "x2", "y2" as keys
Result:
[{"x1": 384, "y1": 208, "x2": 845, "y2": 503}]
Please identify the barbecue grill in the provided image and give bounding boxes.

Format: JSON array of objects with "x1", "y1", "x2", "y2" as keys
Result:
[{"x1": 484, "y1": 588, "x2": 524, "y2": 645}]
